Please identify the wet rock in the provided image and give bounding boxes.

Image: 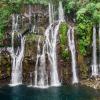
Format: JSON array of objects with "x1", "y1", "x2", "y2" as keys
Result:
[{"x1": 80, "y1": 78, "x2": 100, "y2": 89}]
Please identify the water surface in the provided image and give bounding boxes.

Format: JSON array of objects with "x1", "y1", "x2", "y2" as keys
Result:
[{"x1": 0, "y1": 85, "x2": 100, "y2": 100}]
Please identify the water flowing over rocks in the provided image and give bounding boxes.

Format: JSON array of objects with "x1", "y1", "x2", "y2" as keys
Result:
[{"x1": 0, "y1": 2, "x2": 100, "y2": 90}]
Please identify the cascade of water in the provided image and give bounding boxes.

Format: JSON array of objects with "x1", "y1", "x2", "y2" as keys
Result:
[
  {"x1": 45, "y1": 2, "x2": 64, "y2": 86},
  {"x1": 38, "y1": 43, "x2": 48, "y2": 87},
  {"x1": 91, "y1": 26, "x2": 98, "y2": 77},
  {"x1": 48, "y1": 3, "x2": 54, "y2": 24},
  {"x1": 58, "y1": 1, "x2": 65, "y2": 22},
  {"x1": 34, "y1": 37, "x2": 41, "y2": 87},
  {"x1": 45, "y1": 22, "x2": 61, "y2": 86},
  {"x1": 34, "y1": 1, "x2": 64, "y2": 87},
  {"x1": 49, "y1": 3, "x2": 52, "y2": 25},
  {"x1": 29, "y1": 4, "x2": 32, "y2": 32},
  {"x1": 67, "y1": 27, "x2": 79, "y2": 84},
  {"x1": 99, "y1": 24, "x2": 100, "y2": 69},
  {"x1": 29, "y1": 5, "x2": 32, "y2": 24},
  {"x1": 29, "y1": 72, "x2": 33, "y2": 86},
  {"x1": 10, "y1": 35, "x2": 25, "y2": 86},
  {"x1": 32, "y1": 24, "x2": 35, "y2": 33},
  {"x1": 34, "y1": 37, "x2": 48, "y2": 88},
  {"x1": 12, "y1": 14, "x2": 19, "y2": 32},
  {"x1": 9, "y1": 14, "x2": 25, "y2": 86}
]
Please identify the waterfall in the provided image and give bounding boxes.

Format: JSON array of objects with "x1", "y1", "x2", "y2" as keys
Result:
[
  {"x1": 67, "y1": 27, "x2": 79, "y2": 84},
  {"x1": 49, "y1": 3, "x2": 53, "y2": 25},
  {"x1": 34, "y1": 37, "x2": 48, "y2": 88},
  {"x1": 29, "y1": 5, "x2": 32, "y2": 24},
  {"x1": 34, "y1": 38, "x2": 40, "y2": 87},
  {"x1": 45, "y1": 23, "x2": 61, "y2": 86},
  {"x1": 34, "y1": 2, "x2": 64, "y2": 87},
  {"x1": 99, "y1": 23, "x2": 100, "y2": 68},
  {"x1": 58, "y1": 1, "x2": 65, "y2": 22},
  {"x1": 29, "y1": 4, "x2": 32, "y2": 32},
  {"x1": 10, "y1": 35, "x2": 25, "y2": 86},
  {"x1": 91, "y1": 26, "x2": 98, "y2": 77},
  {"x1": 9, "y1": 14, "x2": 25, "y2": 86},
  {"x1": 12, "y1": 14, "x2": 19, "y2": 32},
  {"x1": 38, "y1": 43, "x2": 48, "y2": 87},
  {"x1": 46, "y1": 2, "x2": 64, "y2": 86}
]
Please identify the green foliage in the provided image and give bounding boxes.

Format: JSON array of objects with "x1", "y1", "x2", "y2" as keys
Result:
[
  {"x1": 9, "y1": 3, "x2": 22, "y2": 14},
  {"x1": 76, "y1": 8, "x2": 87, "y2": 22},
  {"x1": 1, "y1": 0, "x2": 49, "y2": 5},
  {"x1": 75, "y1": 2, "x2": 100, "y2": 55},
  {"x1": 65, "y1": 1, "x2": 76, "y2": 14},
  {"x1": 77, "y1": 2, "x2": 100, "y2": 23},
  {"x1": 0, "y1": 0, "x2": 49, "y2": 40},
  {"x1": 59, "y1": 23, "x2": 68, "y2": 44},
  {"x1": 59, "y1": 22, "x2": 69, "y2": 60},
  {"x1": 23, "y1": 0, "x2": 47, "y2": 4},
  {"x1": 1, "y1": 0, "x2": 62, "y2": 5},
  {"x1": 0, "y1": 4, "x2": 11, "y2": 40},
  {"x1": 64, "y1": 0, "x2": 89, "y2": 18},
  {"x1": 93, "y1": 3, "x2": 100, "y2": 22},
  {"x1": 61, "y1": 48, "x2": 69, "y2": 60},
  {"x1": 76, "y1": 22, "x2": 92, "y2": 55},
  {"x1": 0, "y1": 2, "x2": 22, "y2": 40}
]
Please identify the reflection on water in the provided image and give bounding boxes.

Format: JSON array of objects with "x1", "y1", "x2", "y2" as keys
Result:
[{"x1": 0, "y1": 85, "x2": 100, "y2": 100}]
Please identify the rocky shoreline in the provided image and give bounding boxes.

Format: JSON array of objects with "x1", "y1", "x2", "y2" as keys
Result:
[{"x1": 80, "y1": 78, "x2": 100, "y2": 90}]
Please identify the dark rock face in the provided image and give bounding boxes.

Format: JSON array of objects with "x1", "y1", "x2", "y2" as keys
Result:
[
  {"x1": 22, "y1": 4, "x2": 49, "y2": 35},
  {"x1": 23, "y1": 40, "x2": 37, "y2": 85},
  {"x1": 0, "y1": 51, "x2": 11, "y2": 85}
]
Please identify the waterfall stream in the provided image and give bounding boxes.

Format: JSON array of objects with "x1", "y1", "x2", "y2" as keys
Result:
[
  {"x1": 10, "y1": 34, "x2": 25, "y2": 86},
  {"x1": 67, "y1": 27, "x2": 79, "y2": 84},
  {"x1": 45, "y1": 22, "x2": 61, "y2": 86},
  {"x1": 34, "y1": 1, "x2": 64, "y2": 88},
  {"x1": 34, "y1": 37, "x2": 48, "y2": 88},
  {"x1": 91, "y1": 26, "x2": 98, "y2": 77},
  {"x1": 99, "y1": 23, "x2": 100, "y2": 68},
  {"x1": 9, "y1": 14, "x2": 25, "y2": 86}
]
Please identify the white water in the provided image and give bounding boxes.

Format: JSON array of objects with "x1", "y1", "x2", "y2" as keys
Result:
[
  {"x1": 91, "y1": 26, "x2": 98, "y2": 77},
  {"x1": 34, "y1": 37, "x2": 48, "y2": 88},
  {"x1": 46, "y1": 22, "x2": 61, "y2": 86},
  {"x1": 34, "y1": 2, "x2": 64, "y2": 87},
  {"x1": 46, "y1": 2, "x2": 64, "y2": 86},
  {"x1": 67, "y1": 27, "x2": 79, "y2": 84},
  {"x1": 58, "y1": 1, "x2": 65, "y2": 22},
  {"x1": 10, "y1": 35, "x2": 25, "y2": 86},
  {"x1": 12, "y1": 14, "x2": 19, "y2": 32},
  {"x1": 48, "y1": 3, "x2": 53, "y2": 25},
  {"x1": 9, "y1": 14, "x2": 25, "y2": 86},
  {"x1": 29, "y1": 5, "x2": 32, "y2": 24},
  {"x1": 34, "y1": 37, "x2": 40, "y2": 87},
  {"x1": 99, "y1": 24, "x2": 100, "y2": 69}
]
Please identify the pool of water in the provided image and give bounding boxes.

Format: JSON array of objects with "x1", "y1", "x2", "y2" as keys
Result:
[{"x1": 0, "y1": 84, "x2": 100, "y2": 100}]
